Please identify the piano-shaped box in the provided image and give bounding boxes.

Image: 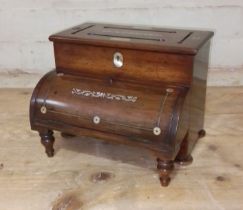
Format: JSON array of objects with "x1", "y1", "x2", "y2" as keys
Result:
[{"x1": 30, "y1": 23, "x2": 214, "y2": 186}]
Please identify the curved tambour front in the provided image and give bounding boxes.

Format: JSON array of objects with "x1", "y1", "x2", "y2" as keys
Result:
[{"x1": 30, "y1": 71, "x2": 186, "y2": 145}]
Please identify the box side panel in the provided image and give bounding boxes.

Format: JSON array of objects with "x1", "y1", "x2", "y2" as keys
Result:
[
  {"x1": 175, "y1": 40, "x2": 211, "y2": 159},
  {"x1": 53, "y1": 43, "x2": 193, "y2": 86}
]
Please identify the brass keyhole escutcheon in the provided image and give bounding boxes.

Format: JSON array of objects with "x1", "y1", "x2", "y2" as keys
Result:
[{"x1": 113, "y1": 52, "x2": 123, "y2": 68}]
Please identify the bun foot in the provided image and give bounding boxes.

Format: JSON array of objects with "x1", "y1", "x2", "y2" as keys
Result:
[
  {"x1": 198, "y1": 129, "x2": 206, "y2": 138},
  {"x1": 160, "y1": 176, "x2": 171, "y2": 187},
  {"x1": 157, "y1": 159, "x2": 174, "y2": 187},
  {"x1": 175, "y1": 154, "x2": 193, "y2": 166},
  {"x1": 39, "y1": 130, "x2": 55, "y2": 157},
  {"x1": 46, "y1": 148, "x2": 54, "y2": 157}
]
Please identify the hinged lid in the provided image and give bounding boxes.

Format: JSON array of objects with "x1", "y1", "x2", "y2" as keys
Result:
[{"x1": 49, "y1": 22, "x2": 214, "y2": 55}]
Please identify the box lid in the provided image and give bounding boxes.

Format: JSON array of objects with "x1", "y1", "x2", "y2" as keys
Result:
[{"x1": 49, "y1": 23, "x2": 214, "y2": 55}]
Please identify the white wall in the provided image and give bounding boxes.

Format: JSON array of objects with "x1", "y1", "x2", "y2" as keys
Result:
[{"x1": 0, "y1": 0, "x2": 243, "y2": 86}]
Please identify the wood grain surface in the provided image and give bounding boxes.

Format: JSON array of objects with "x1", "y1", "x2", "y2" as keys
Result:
[
  {"x1": 54, "y1": 43, "x2": 193, "y2": 85},
  {"x1": 0, "y1": 87, "x2": 242, "y2": 210}
]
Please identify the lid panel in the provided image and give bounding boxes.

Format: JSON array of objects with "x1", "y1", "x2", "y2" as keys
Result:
[
  {"x1": 73, "y1": 24, "x2": 190, "y2": 44},
  {"x1": 49, "y1": 23, "x2": 214, "y2": 55}
]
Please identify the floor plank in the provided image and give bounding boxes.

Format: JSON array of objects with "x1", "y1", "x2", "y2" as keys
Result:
[{"x1": 206, "y1": 86, "x2": 243, "y2": 114}]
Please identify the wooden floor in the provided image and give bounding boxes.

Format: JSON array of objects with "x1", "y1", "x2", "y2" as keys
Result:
[{"x1": 0, "y1": 87, "x2": 243, "y2": 210}]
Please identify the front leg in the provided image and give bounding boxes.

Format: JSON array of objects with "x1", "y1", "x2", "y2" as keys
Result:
[
  {"x1": 175, "y1": 132, "x2": 193, "y2": 165},
  {"x1": 39, "y1": 129, "x2": 55, "y2": 157},
  {"x1": 157, "y1": 158, "x2": 174, "y2": 187}
]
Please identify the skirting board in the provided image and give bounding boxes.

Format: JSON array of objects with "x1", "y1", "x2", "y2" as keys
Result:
[{"x1": 0, "y1": 68, "x2": 243, "y2": 88}]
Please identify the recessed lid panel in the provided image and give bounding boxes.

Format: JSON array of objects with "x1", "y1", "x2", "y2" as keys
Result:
[{"x1": 49, "y1": 23, "x2": 214, "y2": 55}]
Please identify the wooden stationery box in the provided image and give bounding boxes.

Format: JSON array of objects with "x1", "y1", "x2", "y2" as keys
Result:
[{"x1": 30, "y1": 23, "x2": 214, "y2": 187}]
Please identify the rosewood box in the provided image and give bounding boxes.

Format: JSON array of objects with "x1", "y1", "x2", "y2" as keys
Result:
[{"x1": 30, "y1": 23, "x2": 213, "y2": 186}]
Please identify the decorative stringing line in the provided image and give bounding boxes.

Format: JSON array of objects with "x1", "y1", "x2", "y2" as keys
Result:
[
  {"x1": 46, "y1": 109, "x2": 152, "y2": 131},
  {"x1": 71, "y1": 88, "x2": 138, "y2": 103},
  {"x1": 88, "y1": 32, "x2": 162, "y2": 42},
  {"x1": 156, "y1": 91, "x2": 170, "y2": 127},
  {"x1": 156, "y1": 94, "x2": 167, "y2": 127},
  {"x1": 42, "y1": 73, "x2": 56, "y2": 109}
]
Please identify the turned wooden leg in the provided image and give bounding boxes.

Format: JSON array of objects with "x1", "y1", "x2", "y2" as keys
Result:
[
  {"x1": 175, "y1": 131, "x2": 193, "y2": 165},
  {"x1": 157, "y1": 158, "x2": 174, "y2": 187},
  {"x1": 175, "y1": 129, "x2": 206, "y2": 165},
  {"x1": 198, "y1": 129, "x2": 206, "y2": 138},
  {"x1": 39, "y1": 130, "x2": 55, "y2": 157}
]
